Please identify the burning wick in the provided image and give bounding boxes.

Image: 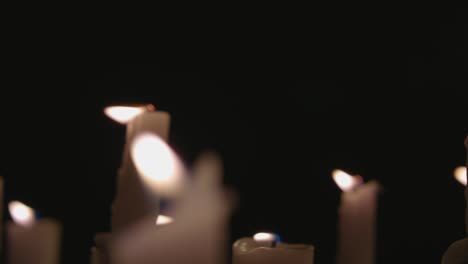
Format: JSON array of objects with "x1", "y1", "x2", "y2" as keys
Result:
[
  {"x1": 8, "y1": 201, "x2": 35, "y2": 227},
  {"x1": 454, "y1": 166, "x2": 467, "y2": 186},
  {"x1": 253, "y1": 232, "x2": 281, "y2": 247},
  {"x1": 104, "y1": 104, "x2": 155, "y2": 124},
  {"x1": 332, "y1": 169, "x2": 363, "y2": 192}
]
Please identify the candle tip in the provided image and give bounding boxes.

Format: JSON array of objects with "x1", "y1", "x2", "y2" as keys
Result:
[
  {"x1": 332, "y1": 169, "x2": 363, "y2": 192},
  {"x1": 8, "y1": 201, "x2": 35, "y2": 227},
  {"x1": 104, "y1": 104, "x2": 151, "y2": 124},
  {"x1": 454, "y1": 166, "x2": 467, "y2": 186}
]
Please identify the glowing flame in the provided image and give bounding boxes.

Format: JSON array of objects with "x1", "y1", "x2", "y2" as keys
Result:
[
  {"x1": 8, "y1": 201, "x2": 35, "y2": 227},
  {"x1": 454, "y1": 166, "x2": 467, "y2": 186},
  {"x1": 131, "y1": 133, "x2": 185, "y2": 197},
  {"x1": 104, "y1": 104, "x2": 154, "y2": 124},
  {"x1": 156, "y1": 215, "x2": 174, "y2": 226},
  {"x1": 253, "y1": 232, "x2": 277, "y2": 243},
  {"x1": 332, "y1": 169, "x2": 363, "y2": 192}
]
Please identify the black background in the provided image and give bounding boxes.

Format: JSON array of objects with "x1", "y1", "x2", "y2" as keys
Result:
[{"x1": 1, "y1": 7, "x2": 467, "y2": 264}]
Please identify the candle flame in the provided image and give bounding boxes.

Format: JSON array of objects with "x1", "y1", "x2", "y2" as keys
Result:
[
  {"x1": 104, "y1": 105, "x2": 154, "y2": 124},
  {"x1": 253, "y1": 232, "x2": 277, "y2": 243},
  {"x1": 8, "y1": 201, "x2": 35, "y2": 227},
  {"x1": 454, "y1": 166, "x2": 467, "y2": 186},
  {"x1": 332, "y1": 169, "x2": 363, "y2": 192},
  {"x1": 156, "y1": 215, "x2": 174, "y2": 226},
  {"x1": 131, "y1": 133, "x2": 185, "y2": 197}
]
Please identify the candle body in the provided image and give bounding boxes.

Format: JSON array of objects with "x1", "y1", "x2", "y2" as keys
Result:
[
  {"x1": 0, "y1": 177, "x2": 3, "y2": 253},
  {"x1": 336, "y1": 181, "x2": 380, "y2": 264},
  {"x1": 111, "y1": 110, "x2": 170, "y2": 234},
  {"x1": 7, "y1": 218, "x2": 61, "y2": 264},
  {"x1": 111, "y1": 152, "x2": 233, "y2": 264},
  {"x1": 465, "y1": 136, "x2": 467, "y2": 234},
  {"x1": 232, "y1": 237, "x2": 314, "y2": 264},
  {"x1": 441, "y1": 137, "x2": 468, "y2": 264}
]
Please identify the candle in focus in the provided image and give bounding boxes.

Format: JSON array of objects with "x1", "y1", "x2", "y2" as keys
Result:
[
  {"x1": 6, "y1": 201, "x2": 61, "y2": 264},
  {"x1": 232, "y1": 232, "x2": 314, "y2": 264},
  {"x1": 333, "y1": 169, "x2": 380, "y2": 264}
]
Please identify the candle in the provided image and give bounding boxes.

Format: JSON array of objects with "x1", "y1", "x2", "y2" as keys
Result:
[
  {"x1": 104, "y1": 104, "x2": 171, "y2": 234},
  {"x1": 6, "y1": 201, "x2": 61, "y2": 264},
  {"x1": 232, "y1": 232, "x2": 314, "y2": 264},
  {"x1": 441, "y1": 136, "x2": 468, "y2": 264},
  {"x1": 111, "y1": 151, "x2": 234, "y2": 264},
  {"x1": 332, "y1": 169, "x2": 380, "y2": 264},
  {"x1": 0, "y1": 176, "x2": 3, "y2": 254}
]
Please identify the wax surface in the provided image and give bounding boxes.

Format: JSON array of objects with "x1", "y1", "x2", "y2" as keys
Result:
[{"x1": 233, "y1": 237, "x2": 314, "y2": 264}]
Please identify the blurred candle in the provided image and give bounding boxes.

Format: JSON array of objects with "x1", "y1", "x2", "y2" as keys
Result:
[
  {"x1": 465, "y1": 136, "x2": 468, "y2": 234},
  {"x1": 442, "y1": 136, "x2": 468, "y2": 264},
  {"x1": 233, "y1": 232, "x2": 314, "y2": 264},
  {"x1": 0, "y1": 177, "x2": 3, "y2": 253},
  {"x1": 6, "y1": 201, "x2": 61, "y2": 264},
  {"x1": 104, "y1": 104, "x2": 171, "y2": 234},
  {"x1": 111, "y1": 151, "x2": 234, "y2": 264},
  {"x1": 333, "y1": 169, "x2": 380, "y2": 264}
]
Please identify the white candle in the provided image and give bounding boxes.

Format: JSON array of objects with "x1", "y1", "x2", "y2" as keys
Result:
[
  {"x1": 104, "y1": 104, "x2": 171, "y2": 234},
  {"x1": 111, "y1": 151, "x2": 234, "y2": 264},
  {"x1": 233, "y1": 233, "x2": 314, "y2": 264},
  {"x1": 6, "y1": 201, "x2": 61, "y2": 264},
  {"x1": 0, "y1": 176, "x2": 3, "y2": 254},
  {"x1": 442, "y1": 136, "x2": 468, "y2": 264},
  {"x1": 465, "y1": 136, "x2": 468, "y2": 234},
  {"x1": 333, "y1": 169, "x2": 380, "y2": 264}
]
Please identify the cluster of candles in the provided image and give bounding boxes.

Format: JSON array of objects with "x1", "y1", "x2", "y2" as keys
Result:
[{"x1": 0, "y1": 104, "x2": 466, "y2": 264}]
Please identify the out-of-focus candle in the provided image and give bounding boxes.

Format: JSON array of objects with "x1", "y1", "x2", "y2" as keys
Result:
[
  {"x1": 442, "y1": 136, "x2": 468, "y2": 264},
  {"x1": 111, "y1": 151, "x2": 234, "y2": 264},
  {"x1": 0, "y1": 177, "x2": 3, "y2": 254},
  {"x1": 6, "y1": 201, "x2": 61, "y2": 264},
  {"x1": 465, "y1": 136, "x2": 468, "y2": 234},
  {"x1": 232, "y1": 232, "x2": 314, "y2": 264},
  {"x1": 104, "y1": 104, "x2": 171, "y2": 234},
  {"x1": 333, "y1": 169, "x2": 380, "y2": 264}
]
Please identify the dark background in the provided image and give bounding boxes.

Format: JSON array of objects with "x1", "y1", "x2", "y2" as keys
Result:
[{"x1": 1, "y1": 7, "x2": 467, "y2": 264}]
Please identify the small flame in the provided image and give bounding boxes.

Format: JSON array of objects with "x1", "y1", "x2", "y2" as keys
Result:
[
  {"x1": 104, "y1": 105, "x2": 154, "y2": 124},
  {"x1": 131, "y1": 133, "x2": 185, "y2": 197},
  {"x1": 156, "y1": 215, "x2": 174, "y2": 226},
  {"x1": 454, "y1": 166, "x2": 467, "y2": 186},
  {"x1": 8, "y1": 201, "x2": 35, "y2": 227},
  {"x1": 332, "y1": 169, "x2": 363, "y2": 192},
  {"x1": 253, "y1": 232, "x2": 277, "y2": 243}
]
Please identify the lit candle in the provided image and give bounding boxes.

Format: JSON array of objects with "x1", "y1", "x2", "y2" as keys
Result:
[
  {"x1": 333, "y1": 169, "x2": 380, "y2": 264},
  {"x1": 104, "y1": 104, "x2": 171, "y2": 234},
  {"x1": 111, "y1": 151, "x2": 234, "y2": 264},
  {"x1": 232, "y1": 232, "x2": 314, "y2": 264},
  {"x1": 441, "y1": 136, "x2": 468, "y2": 264},
  {"x1": 6, "y1": 201, "x2": 62, "y2": 264},
  {"x1": 0, "y1": 176, "x2": 3, "y2": 253}
]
